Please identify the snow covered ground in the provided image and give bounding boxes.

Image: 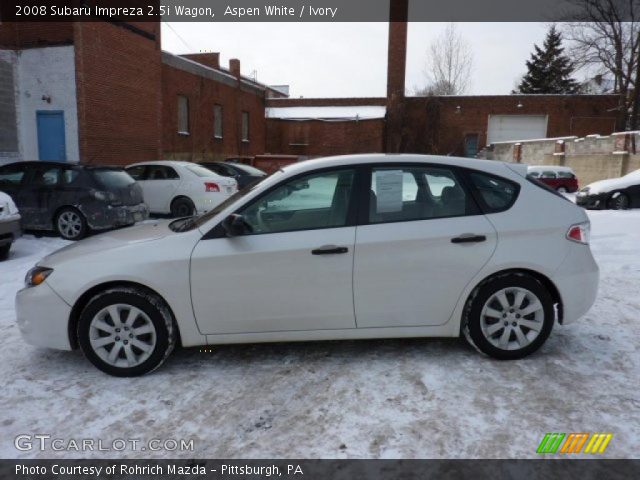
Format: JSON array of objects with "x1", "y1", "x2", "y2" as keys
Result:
[{"x1": 0, "y1": 210, "x2": 639, "y2": 459}]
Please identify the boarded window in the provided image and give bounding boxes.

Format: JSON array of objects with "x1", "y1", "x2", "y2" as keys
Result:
[
  {"x1": 178, "y1": 95, "x2": 189, "y2": 134},
  {"x1": 241, "y1": 111, "x2": 249, "y2": 142},
  {"x1": 214, "y1": 105, "x2": 223, "y2": 138}
]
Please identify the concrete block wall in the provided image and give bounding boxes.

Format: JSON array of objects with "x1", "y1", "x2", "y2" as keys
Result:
[{"x1": 487, "y1": 131, "x2": 640, "y2": 185}]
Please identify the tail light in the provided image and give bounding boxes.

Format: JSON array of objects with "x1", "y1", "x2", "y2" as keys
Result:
[
  {"x1": 204, "y1": 182, "x2": 220, "y2": 192},
  {"x1": 566, "y1": 222, "x2": 590, "y2": 244}
]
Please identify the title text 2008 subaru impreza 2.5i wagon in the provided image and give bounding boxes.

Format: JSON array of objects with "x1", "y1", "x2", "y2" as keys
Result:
[{"x1": 16, "y1": 155, "x2": 599, "y2": 376}]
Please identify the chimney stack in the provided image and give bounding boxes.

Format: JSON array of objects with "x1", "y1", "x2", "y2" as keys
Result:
[
  {"x1": 229, "y1": 59, "x2": 241, "y2": 79},
  {"x1": 385, "y1": 0, "x2": 408, "y2": 153},
  {"x1": 386, "y1": 0, "x2": 408, "y2": 100}
]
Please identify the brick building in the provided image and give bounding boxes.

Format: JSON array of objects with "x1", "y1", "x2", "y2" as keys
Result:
[
  {"x1": 0, "y1": 12, "x2": 623, "y2": 166},
  {"x1": 0, "y1": 20, "x2": 276, "y2": 165}
]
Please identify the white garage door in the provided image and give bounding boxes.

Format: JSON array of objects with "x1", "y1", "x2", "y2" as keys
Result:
[{"x1": 487, "y1": 115, "x2": 548, "y2": 144}]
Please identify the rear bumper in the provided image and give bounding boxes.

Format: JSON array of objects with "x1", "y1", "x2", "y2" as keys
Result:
[
  {"x1": 575, "y1": 192, "x2": 607, "y2": 209},
  {"x1": 16, "y1": 281, "x2": 73, "y2": 350},
  {"x1": 0, "y1": 214, "x2": 21, "y2": 246},
  {"x1": 85, "y1": 203, "x2": 149, "y2": 230},
  {"x1": 552, "y1": 244, "x2": 599, "y2": 324}
]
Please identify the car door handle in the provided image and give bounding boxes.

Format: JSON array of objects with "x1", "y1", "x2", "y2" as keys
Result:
[
  {"x1": 451, "y1": 234, "x2": 486, "y2": 244},
  {"x1": 311, "y1": 245, "x2": 349, "y2": 255}
]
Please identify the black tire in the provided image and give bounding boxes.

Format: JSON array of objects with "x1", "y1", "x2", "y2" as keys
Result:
[
  {"x1": 463, "y1": 273, "x2": 555, "y2": 360},
  {"x1": 170, "y1": 197, "x2": 196, "y2": 218},
  {"x1": 77, "y1": 287, "x2": 177, "y2": 377},
  {"x1": 609, "y1": 192, "x2": 630, "y2": 210},
  {"x1": 55, "y1": 207, "x2": 88, "y2": 240},
  {"x1": 0, "y1": 243, "x2": 10, "y2": 261}
]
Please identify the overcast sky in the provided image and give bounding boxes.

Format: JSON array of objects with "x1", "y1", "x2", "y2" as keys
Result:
[{"x1": 161, "y1": 22, "x2": 552, "y2": 98}]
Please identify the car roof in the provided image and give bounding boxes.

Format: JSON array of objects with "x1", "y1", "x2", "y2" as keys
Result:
[
  {"x1": 0, "y1": 161, "x2": 122, "y2": 170},
  {"x1": 277, "y1": 154, "x2": 519, "y2": 177},
  {"x1": 126, "y1": 160, "x2": 193, "y2": 168}
]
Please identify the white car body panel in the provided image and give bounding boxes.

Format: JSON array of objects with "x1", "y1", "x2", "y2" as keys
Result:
[
  {"x1": 15, "y1": 154, "x2": 599, "y2": 355},
  {"x1": 191, "y1": 227, "x2": 357, "y2": 334},
  {"x1": 127, "y1": 161, "x2": 237, "y2": 214},
  {"x1": 354, "y1": 215, "x2": 497, "y2": 327}
]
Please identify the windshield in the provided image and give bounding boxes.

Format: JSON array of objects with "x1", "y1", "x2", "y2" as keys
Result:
[
  {"x1": 186, "y1": 164, "x2": 219, "y2": 177},
  {"x1": 169, "y1": 170, "x2": 283, "y2": 232},
  {"x1": 91, "y1": 169, "x2": 135, "y2": 189}
]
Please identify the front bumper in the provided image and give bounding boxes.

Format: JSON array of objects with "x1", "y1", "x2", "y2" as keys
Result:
[
  {"x1": 85, "y1": 203, "x2": 149, "y2": 230},
  {"x1": 575, "y1": 192, "x2": 607, "y2": 209},
  {"x1": 0, "y1": 214, "x2": 21, "y2": 246},
  {"x1": 16, "y1": 281, "x2": 73, "y2": 350}
]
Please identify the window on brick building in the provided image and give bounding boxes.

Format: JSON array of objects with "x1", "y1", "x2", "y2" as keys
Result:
[
  {"x1": 241, "y1": 111, "x2": 249, "y2": 142},
  {"x1": 178, "y1": 95, "x2": 189, "y2": 134},
  {"x1": 213, "y1": 105, "x2": 223, "y2": 139}
]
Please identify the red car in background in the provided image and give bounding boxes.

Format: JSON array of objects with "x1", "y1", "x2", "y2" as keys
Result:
[{"x1": 528, "y1": 166, "x2": 579, "y2": 193}]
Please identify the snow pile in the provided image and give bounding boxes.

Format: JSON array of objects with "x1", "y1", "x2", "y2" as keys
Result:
[{"x1": 0, "y1": 211, "x2": 638, "y2": 459}]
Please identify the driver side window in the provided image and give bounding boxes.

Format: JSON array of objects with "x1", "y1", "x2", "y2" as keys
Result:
[{"x1": 239, "y1": 169, "x2": 355, "y2": 234}]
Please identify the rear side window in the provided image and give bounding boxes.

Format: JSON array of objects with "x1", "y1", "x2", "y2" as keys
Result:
[
  {"x1": 92, "y1": 169, "x2": 135, "y2": 189},
  {"x1": 147, "y1": 166, "x2": 179, "y2": 180},
  {"x1": 186, "y1": 164, "x2": 218, "y2": 178},
  {"x1": 369, "y1": 166, "x2": 478, "y2": 224},
  {"x1": 467, "y1": 171, "x2": 519, "y2": 213}
]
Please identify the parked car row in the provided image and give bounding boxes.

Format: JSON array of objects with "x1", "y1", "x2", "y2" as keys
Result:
[
  {"x1": 528, "y1": 164, "x2": 640, "y2": 210},
  {"x1": 0, "y1": 160, "x2": 267, "y2": 244}
]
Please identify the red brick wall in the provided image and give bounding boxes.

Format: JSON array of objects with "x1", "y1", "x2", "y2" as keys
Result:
[
  {"x1": 161, "y1": 64, "x2": 266, "y2": 161},
  {"x1": 0, "y1": 22, "x2": 74, "y2": 48},
  {"x1": 401, "y1": 95, "x2": 619, "y2": 156},
  {"x1": 266, "y1": 118, "x2": 385, "y2": 157},
  {"x1": 73, "y1": 22, "x2": 162, "y2": 165}
]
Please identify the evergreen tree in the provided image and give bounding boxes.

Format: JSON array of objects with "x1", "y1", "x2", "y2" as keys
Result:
[{"x1": 515, "y1": 26, "x2": 580, "y2": 94}]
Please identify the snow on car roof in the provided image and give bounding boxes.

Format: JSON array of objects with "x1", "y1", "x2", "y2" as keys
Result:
[{"x1": 527, "y1": 165, "x2": 575, "y2": 173}]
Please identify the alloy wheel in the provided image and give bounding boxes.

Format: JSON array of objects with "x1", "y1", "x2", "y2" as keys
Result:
[
  {"x1": 57, "y1": 211, "x2": 83, "y2": 239},
  {"x1": 88, "y1": 304, "x2": 157, "y2": 368},
  {"x1": 479, "y1": 287, "x2": 544, "y2": 351}
]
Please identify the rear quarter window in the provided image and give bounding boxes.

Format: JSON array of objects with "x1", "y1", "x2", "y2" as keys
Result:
[{"x1": 466, "y1": 170, "x2": 520, "y2": 213}]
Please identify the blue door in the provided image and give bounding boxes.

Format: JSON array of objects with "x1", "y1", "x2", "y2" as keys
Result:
[
  {"x1": 36, "y1": 111, "x2": 66, "y2": 161},
  {"x1": 464, "y1": 134, "x2": 479, "y2": 158}
]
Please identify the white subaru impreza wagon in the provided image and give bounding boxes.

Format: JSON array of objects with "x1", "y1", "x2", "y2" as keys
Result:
[{"x1": 16, "y1": 155, "x2": 599, "y2": 376}]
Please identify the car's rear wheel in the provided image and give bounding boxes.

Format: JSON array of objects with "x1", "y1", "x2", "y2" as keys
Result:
[
  {"x1": 556, "y1": 186, "x2": 568, "y2": 193},
  {"x1": 55, "y1": 207, "x2": 87, "y2": 240},
  {"x1": 77, "y1": 287, "x2": 177, "y2": 376},
  {"x1": 170, "y1": 197, "x2": 196, "y2": 217},
  {"x1": 463, "y1": 273, "x2": 555, "y2": 360},
  {"x1": 609, "y1": 192, "x2": 630, "y2": 210}
]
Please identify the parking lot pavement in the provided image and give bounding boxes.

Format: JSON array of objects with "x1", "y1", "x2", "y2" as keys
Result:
[{"x1": 0, "y1": 210, "x2": 638, "y2": 459}]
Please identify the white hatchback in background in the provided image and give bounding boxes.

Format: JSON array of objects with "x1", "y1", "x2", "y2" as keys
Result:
[{"x1": 125, "y1": 161, "x2": 238, "y2": 217}]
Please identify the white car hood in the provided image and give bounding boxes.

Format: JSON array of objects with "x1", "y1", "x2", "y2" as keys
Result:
[
  {"x1": 586, "y1": 177, "x2": 629, "y2": 194},
  {"x1": 585, "y1": 169, "x2": 640, "y2": 194},
  {"x1": 40, "y1": 220, "x2": 171, "y2": 267}
]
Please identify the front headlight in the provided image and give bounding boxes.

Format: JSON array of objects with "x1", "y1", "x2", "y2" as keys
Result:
[{"x1": 24, "y1": 266, "x2": 53, "y2": 288}]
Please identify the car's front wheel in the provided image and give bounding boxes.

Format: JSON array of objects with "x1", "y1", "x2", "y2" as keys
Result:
[
  {"x1": 77, "y1": 287, "x2": 177, "y2": 376},
  {"x1": 55, "y1": 207, "x2": 87, "y2": 240},
  {"x1": 0, "y1": 243, "x2": 10, "y2": 261},
  {"x1": 609, "y1": 192, "x2": 630, "y2": 210},
  {"x1": 463, "y1": 273, "x2": 555, "y2": 360},
  {"x1": 556, "y1": 186, "x2": 568, "y2": 193}
]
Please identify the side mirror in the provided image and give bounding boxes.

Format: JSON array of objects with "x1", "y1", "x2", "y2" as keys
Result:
[{"x1": 221, "y1": 214, "x2": 252, "y2": 237}]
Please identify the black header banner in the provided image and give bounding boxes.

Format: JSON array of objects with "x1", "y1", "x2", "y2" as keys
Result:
[{"x1": 1, "y1": 0, "x2": 639, "y2": 22}]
